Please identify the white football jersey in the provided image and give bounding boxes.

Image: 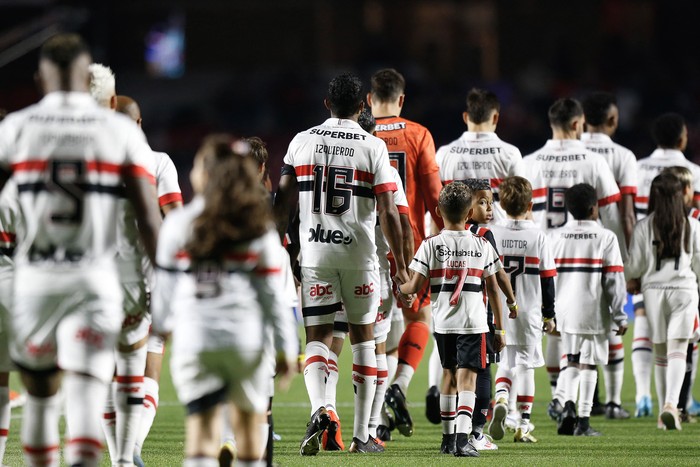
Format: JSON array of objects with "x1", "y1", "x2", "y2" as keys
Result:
[
  {"x1": 436, "y1": 131, "x2": 522, "y2": 222},
  {"x1": 489, "y1": 219, "x2": 556, "y2": 345},
  {"x1": 410, "y1": 229, "x2": 502, "y2": 334},
  {"x1": 153, "y1": 151, "x2": 183, "y2": 208},
  {"x1": 625, "y1": 213, "x2": 700, "y2": 291},
  {"x1": 0, "y1": 181, "x2": 19, "y2": 274},
  {"x1": 376, "y1": 168, "x2": 409, "y2": 271},
  {"x1": 635, "y1": 149, "x2": 700, "y2": 218},
  {"x1": 581, "y1": 132, "x2": 638, "y2": 196},
  {"x1": 152, "y1": 197, "x2": 298, "y2": 358},
  {"x1": 283, "y1": 118, "x2": 396, "y2": 270},
  {"x1": 0, "y1": 92, "x2": 154, "y2": 266},
  {"x1": 548, "y1": 220, "x2": 627, "y2": 334},
  {"x1": 516, "y1": 139, "x2": 625, "y2": 252}
]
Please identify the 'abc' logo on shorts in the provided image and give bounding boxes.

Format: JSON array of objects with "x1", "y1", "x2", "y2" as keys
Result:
[
  {"x1": 354, "y1": 283, "x2": 374, "y2": 296},
  {"x1": 309, "y1": 284, "x2": 333, "y2": 297}
]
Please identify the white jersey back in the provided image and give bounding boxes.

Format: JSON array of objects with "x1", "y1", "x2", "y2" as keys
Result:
[
  {"x1": 152, "y1": 197, "x2": 297, "y2": 358},
  {"x1": 548, "y1": 220, "x2": 625, "y2": 334},
  {"x1": 153, "y1": 151, "x2": 183, "y2": 207},
  {"x1": 635, "y1": 149, "x2": 700, "y2": 218},
  {"x1": 625, "y1": 213, "x2": 700, "y2": 291},
  {"x1": 0, "y1": 181, "x2": 19, "y2": 274},
  {"x1": 489, "y1": 219, "x2": 556, "y2": 345},
  {"x1": 581, "y1": 132, "x2": 638, "y2": 196},
  {"x1": 283, "y1": 118, "x2": 396, "y2": 270},
  {"x1": 410, "y1": 230, "x2": 502, "y2": 334},
  {"x1": 436, "y1": 131, "x2": 522, "y2": 222},
  {"x1": 376, "y1": 168, "x2": 408, "y2": 271},
  {"x1": 0, "y1": 92, "x2": 154, "y2": 266}
]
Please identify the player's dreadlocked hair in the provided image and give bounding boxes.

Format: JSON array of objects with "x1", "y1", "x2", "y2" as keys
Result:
[
  {"x1": 327, "y1": 73, "x2": 363, "y2": 119},
  {"x1": 582, "y1": 92, "x2": 616, "y2": 127},
  {"x1": 648, "y1": 172, "x2": 690, "y2": 260},
  {"x1": 439, "y1": 182, "x2": 472, "y2": 224},
  {"x1": 463, "y1": 178, "x2": 491, "y2": 193},
  {"x1": 466, "y1": 88, "x2": 500, "y2": 124},
  {"x1": 358, "y1": 108, "x2": 376, "y2": 134},
  {"x1": 186, "y1": 134, "x2": 271, "y2": 262}
]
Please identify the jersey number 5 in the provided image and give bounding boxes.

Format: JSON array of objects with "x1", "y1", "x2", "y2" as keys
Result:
[
  {"x1": 312, "y1": 165, "x2": 354, "y2": 216},
  {"x1": 49, "y1": 160, "x2": 85, "y2": 224}
]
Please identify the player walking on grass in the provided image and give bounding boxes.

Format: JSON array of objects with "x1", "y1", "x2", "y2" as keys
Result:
[
  {"x1": 274, "y1": 73, "x2": 408, "y2": 454},
  {"x1": 549, "y1": 184, "x2": 628, "y2": 437},
  {"x1": 368, "y1": 69, "x2": 444, "y2": 438},
  {"x1": 398, "y1": 182, "x2": 510, "y2": 457},
  {"x1": 0, "y1": 34, "x2": 161, "y2": 466},
  {"x1": 152, "y1": 136, "x2": 296, "y2": 467},
  {"x1": 489, "y1": 176, "x2": 557, "y2": 443},
  {"x1": 625, "y1": 173, "x2": 700, "y2": 431}
]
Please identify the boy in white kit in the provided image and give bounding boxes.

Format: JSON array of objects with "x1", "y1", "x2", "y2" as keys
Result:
[
  {"x1": 488, "y1": 176, "x2": 557, "y2": 443},
  {"x1": 398, "y1": 182, "x2": 512, "y2": 457},
  {"x1": 549, "y1": 184, "x2": 628, "y2": 436}
]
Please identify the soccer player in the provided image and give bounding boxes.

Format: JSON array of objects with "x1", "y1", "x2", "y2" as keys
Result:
[
  {"x1": 274, "y1": 73, "x2": 408, "y2": 454},
  {"x1": 632, "y1": 113, "x2": 700, "y2": 417},
  {"x1": 489, "y1": 176, "x2": 557, "y2": 443},
  {"x1": 367, "y1": 68, "x2": 443, "y2": 437},
  {"x1": 626, "y1": 173, "x2": 700, "y2": 431},
  {"x1": 0, "y1": 33, "x2": 161, "y2": 466},
  {"x1": 151, "y1": 135, "x2": 297, "y2": 466},
  {"x1": 398, "y1": 182, "x2": 508, "y2": 457},
  {"x1": 113, "y1": 94, "x2": 184, "y2": 467},
  {"x1": 549, "y1": 184, "x2": 628, "y2": 436},
  {"x1": 581, "y1": 91, "x2": 637, "y2": 419},
  {"x1": 436, "y1": 88, "x2": 523, "y2": 222},
  {"x1": 515, "y1": 98, "x2": 623, "y2": 419}
]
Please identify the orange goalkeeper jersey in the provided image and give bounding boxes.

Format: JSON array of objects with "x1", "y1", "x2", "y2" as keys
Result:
[{"x1": 374, "y1": 116, "x2": 443, "y2": 247}]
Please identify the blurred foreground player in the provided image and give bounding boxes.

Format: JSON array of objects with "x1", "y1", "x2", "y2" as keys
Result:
[{"x1": 0, "y1": 33, "x2": 161, "y2": 466}]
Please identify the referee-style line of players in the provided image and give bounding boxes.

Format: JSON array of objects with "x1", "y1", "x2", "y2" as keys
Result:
[{"x1": 0, "y1": 32, "x2": 697, "y2": 466}]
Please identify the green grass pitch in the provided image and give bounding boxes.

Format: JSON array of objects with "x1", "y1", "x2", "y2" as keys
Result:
[{"x1": 3, "y1": 324, "x2": 700, "y2": 465}]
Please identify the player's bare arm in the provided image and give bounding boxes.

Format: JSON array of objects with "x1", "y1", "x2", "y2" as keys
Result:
[
  {"x1": 273, "y1": 171, "x2": 298, "y2": 241},
  {"x1": 495, "y1": 268, "x2": 517, "y2": 318},
  {"x1": 398, "y1": 270, "x2": 427, "y2": 296},
  {"x1": 420, "y1": 170, "x2": 445, "y2": 230},
  {"x1": 399, "y1": 212, "x2": 414, "y2": 269},
  {"x1": 485, "y1": 274, "x2": 506, "y2": 351},
  {"x1": 620, "y1": 193, "x2": 636, "y2": 246},
  {"x1": 377, "y1": 190, "x2": 409, "y2": 284},
  {"x1": 124, "y1": 175, "x2": 162, "y2": 264},
  {"x1": 161, "y1": 200, "x2": 183, "y2": 216}
]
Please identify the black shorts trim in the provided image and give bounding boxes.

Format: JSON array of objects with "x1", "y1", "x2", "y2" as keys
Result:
[
  {"x1": 12, "y1": 361, "x2": 60, "y2": 377},
  {"x1": 302, "y1": 302, "x2": 342, "y2": 317},
  {"x1": 434, "y1": 332, "x2": 487, "y2": 372},
  {"x1": 186, "y1": 385, "x2": 228, "y2": 415},
  {"x1": 333, "y1": 320, "x2": 349, "y2": 334}
]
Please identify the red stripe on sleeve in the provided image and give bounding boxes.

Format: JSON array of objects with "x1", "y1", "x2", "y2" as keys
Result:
[
  {"x1": 598, "y1": 193, "x2": 621, "y2": 206},
  {"x1": 397, "y1": 205, "x2": 409, "y2": 215},
  {"x1": 123, "y1": 164, "x2": 156, "y2": 184},
  {"x1": 603, "y1": 265, "x2": 624, "y2": 273},
  {"x1": 159, "y1": 192, "x2": 183, "y2": 207},
  {"x1": 635, "y1": 196, "x2": 649, "y2": 203},
  {"x1": 540, "y1": 269, "x2": 557, "y2": 278},
  {"x1": 619, "y1": 186, "x2": 637, "y2": 195},
  {"x1": 373, "y1": 182, "x2": 397, "y2": 194}
]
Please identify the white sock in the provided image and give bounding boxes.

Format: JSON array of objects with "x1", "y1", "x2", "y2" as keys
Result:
[
  {"x1": 115, "y1": 346, "x2": 147, "y2": 464},
  {"x1": 351, "y1": 341, "x2": 377, "y2": 443},
  {"x1": 689, "y1": 344, "x2": 699, "y2": 410},
  {"x1": 546, "y1": 335, "x2": 561, "y2": 399},
  {"x1": 440, "y1": 394, "x2": 457, "y2": 435},
  {"x1": 655, "y1": 353, "x2": 668, "y2": 410},
  {"x1": 632, "y1": 315, "x2": 653, "y2": 401},
  {"x1": 456, "y1": 391, "x2": 475, "y2": 435},
  {"x1": 237, "y1": 460, "x2": 265, "y2": 467},
  {"x1": 393, "y1": 364, "x2": 414, "y2": 395},
  {"x1": 554, "y1": 353, "x2": 568, "y2": 403},
  {"x1": 605, "y1": 334, "x2": 625, "y2": 405},
  {"x1": 135, "y1": 376, "x2": 160, "y2": 455},
  {"x1": 0, "y1": 386, "x2": 10, "y2": 464},
  {"x1": 183, "y1": 457, "x2": 218, "y2": 467},
  {"x1": 325, "y1": 350, "x2": 340, "y2": 414},
  {"x1": 221, "y1": 402, "x2": 235, "y2": 442},
  {"x1": 578, "y1": 369, "x2": 597, "y2": 418},
  {"x1": 428, "y1": 338, "x2": 442, "y2": 388},
  {"x1": 303, "y1": 341, "x2": 329, "y2": 416},
  {"x1": 369, "y1": 353, "x2": 388, "y2": 438},
  {"x1": 565, "y1": 366, "x2": 581, "y2": 403},
  {"x1": 494, "y1": 365, "x2": 512, "y2": 401},
  {"x1": 666, "y1": 343, "x2": 689, "y2": 408},
  {"x1": 64, "y1": 373, "x2": 108, "y2": 467},
  {"x1": 258, "y1": 419, "x2": 269, "y2": 462},
  {"x1": 387, "y1": 354, "x2": 399, "y2": 385},
  {"x1": 22, "y1": 393, "x2": 60, "y2": 467},
  {"x1": 515, "y1": 365, "x2": 535, "y2": 422},
  {"x1": 101, "y1": 381, "x2": 118, "y2": 462},
  {"x1": 508, "y1": 377, "x2": 518, "y2": 413}
]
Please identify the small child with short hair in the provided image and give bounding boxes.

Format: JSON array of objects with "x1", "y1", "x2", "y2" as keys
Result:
[
  {"x1": 488, "y1": 176, "x2": 557, "y2": 443},
  {"x1": 398, "y1": 182, "x2": 508, "y2": 457},
  {"x1": 549, "y1": 183, "x2": 628, "y2": 436}
]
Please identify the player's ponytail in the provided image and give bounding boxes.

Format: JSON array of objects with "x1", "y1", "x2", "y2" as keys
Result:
[
  {"x1": 648, "y1": 172, "x2": 689, "y2": 259},
  {"x1": 186, "y1": 134, "x2": 271, "y2": 262}
]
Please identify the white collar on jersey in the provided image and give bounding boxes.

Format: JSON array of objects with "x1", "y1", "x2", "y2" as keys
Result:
[
  {"x1": 542, "y1": 139, "x2": 586, "y2": 150},
  {"x1": 566, "y1": 219, "x2": 601, "y2": 229},
  {"x1": 462, "y1": 131, "x2": 497, "y2": 141},
  {"x1": 580, "y1": 132, "x2": 612, "y2": 143},
  {"x1": 321, "y1": 118, "x2": 363, "y2": 130},
  {"x1": 40, "y1": 91, "x2": 99, "y2": 108},
  {"x1": 649, "y1": 148, "x2": 686, "y2": 161}
]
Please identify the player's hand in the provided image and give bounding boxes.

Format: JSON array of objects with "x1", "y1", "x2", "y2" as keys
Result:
[
  {"x1": 615, "y1": 324, "x2": 628, "y2": 336},
  {"x1": 399, "y1": 292, "x2": 416, "y2": 308},
  {"x1": 494, "y1": 333, "x2": 506, "y2": 353},
  {"x1": 276, "y1": 353, "x2": 296, "y2": 392},
  {"x1": 626, "y1": 278, "x2": 641, "y2": 295},
  {"x1": 393, "y1": 268, "x2": 410, "y2": 287},
  {"x1": 543, "y1": 319, "x2": 556, "y2": 335},
  {"x1": 507, "y1": 301, "x2": 518, "y2": 319}
]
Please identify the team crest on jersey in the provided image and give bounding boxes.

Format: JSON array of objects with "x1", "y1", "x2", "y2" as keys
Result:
[{"x1": 435, "y1": 244, "x2": 481, "y2": 262}]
